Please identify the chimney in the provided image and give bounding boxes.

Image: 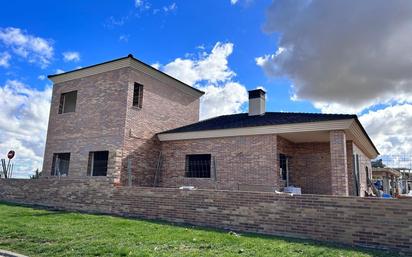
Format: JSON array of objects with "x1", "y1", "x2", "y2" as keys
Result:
[{"x1": 248, "y1": 89, "x2": 266, "y2": 116}]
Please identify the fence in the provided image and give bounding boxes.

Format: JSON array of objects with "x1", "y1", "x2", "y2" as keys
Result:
[{"x1": 0, "y1": 178, "x2": 411, "y2": 253}]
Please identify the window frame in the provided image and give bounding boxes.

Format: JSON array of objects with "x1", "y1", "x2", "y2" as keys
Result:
[
  {"x1": 51, "y1": 152, "x2": 71, "y2": 176},
  {"x1": 88, "y1": 151, "x2": 109, "y2": 177},
  {"x1": 132, "y1": 83, "x2": 143, "y2": 108},
  {"x1": 58, "y1": 90, "x2": 78, "y2": 114},
  {"x1": 185, "y1": 154, "x2": 212, "y2": 178}
]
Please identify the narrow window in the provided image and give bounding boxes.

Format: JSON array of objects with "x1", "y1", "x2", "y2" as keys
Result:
[
  {"x1": 185, "y1": 154, "x2": 211, "y2": 178},
  {"x1": 59, "y1": 90, "x2": 77, "y2": 114},
  {"x1": 51, "y1": 153, "x2": 70, "y2": 176},
  {"x1": 133, "y1": 83, "x2": 143, "y2": 108},
  {"x1": 88, "y1": 151, "x2": 109, "y2": 176}
]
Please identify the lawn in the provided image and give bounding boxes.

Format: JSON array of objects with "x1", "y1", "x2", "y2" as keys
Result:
[{"x1": 0, "y1": 202, "x2": 399, "y2": 257}]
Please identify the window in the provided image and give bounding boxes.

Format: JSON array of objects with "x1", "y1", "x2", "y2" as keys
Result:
[
  {"x1": 133, "y1": 83, "x2": 143, "y2": 108},
  {"x1": 59, "y1": 90, "x2": 77, "y2": 113},
  {"x1": 88, "y1": 151, "x2": 109, "y2": 176},
  {"x1": 185, "y1": 154, "x2": 211, "y2": 178},
  {"x1": 51, "y1": 153, "x2": 70, "y2": 176}
]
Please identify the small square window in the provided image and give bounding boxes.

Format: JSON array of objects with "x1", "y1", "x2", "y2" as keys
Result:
[
  {"x1": 88, "y1": 151, "x2": 109, "y2": 176},
  {"x1": 51, "y1": 153, "x2": 70, "y2": 176},
  {"x1": 133, "y1": 83, "x2": 143, "y2": 108},
  {"x1": 185, "y1": 154, "x2": 211, "y2": 178},
  {"x1": 59, "y1": 90, "x2": 77, "y2": 114}
]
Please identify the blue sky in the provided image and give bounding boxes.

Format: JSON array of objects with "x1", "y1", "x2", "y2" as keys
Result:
[
  {"x1": 0, "y1": 0, "x2": 316, "y2": 113},
  {"x1": 1, "y1": 0, "x2": 412, "y2": 177}
]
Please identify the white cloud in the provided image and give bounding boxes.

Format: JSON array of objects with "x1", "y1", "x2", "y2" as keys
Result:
[
  {"x1": 258, "y1": 1, "x2": 412, "y2": 112},
  {"x1": 119, "y1": 34, "x2": 130, "y2": 43},
  {"x1": 360, "y1": 104, "x2": 412, "y2": 159},
  {"x1": 230, "y1": 0, "x2": 239, "y2": 5},
  {"x1": 161, "y1": 42, "x2": 248, "y2": 119},
  {"x1": 135, "y1": 0, "x2": 143, "y2": 7},
  {"x1": 135, "y1": 0, "x2": 150, "y2": 9},
  {"x1": 151, "y1": 62, "x2": 160, "y2": 70},
  {"x1": 198, "y1": 82, "x2": 248, "y2": 119},
  {"x1": 62, "y1": 51, "x2": 80, "y2": 62},
  {"x1": 163, "y1": 2, "x2": 177, "y2": 12},
  {"x1": 55, "y1": 69, "x2": 64, "y2": 74},
  {"x1": 0, "y1": 51, "x2": 11, "y2": 67},
  {"x1": 164, "y1": 42, "x2": 235, "y2": 86},
  {"x1": 0, "y1": 27, "x2": 53, "y2": 68},
  {"x1": 0, "y1": 80, "x2": 51, "y2": 178},
  {"x1": 38, "y1": 75, "x2": 46, "y2": 80}
]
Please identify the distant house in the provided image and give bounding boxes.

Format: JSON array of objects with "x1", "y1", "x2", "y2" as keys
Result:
[
  {"x1": 372, "y1": 167, "x2": 401, "y2": 196},
  {"x1": 43, "y1": 55, "x2": 379, "y2": 196}
]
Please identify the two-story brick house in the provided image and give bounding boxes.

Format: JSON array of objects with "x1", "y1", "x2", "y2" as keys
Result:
[{"x1": 44, "y1": 55, "x2": 379, "y2": 196}]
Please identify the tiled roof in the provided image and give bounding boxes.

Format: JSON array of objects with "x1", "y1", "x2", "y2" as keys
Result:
[{"x1": 160, "y1": 112, "x2": 357, "y2": 134}]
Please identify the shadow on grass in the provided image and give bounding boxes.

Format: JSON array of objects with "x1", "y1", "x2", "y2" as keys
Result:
[{"x1": 0, "y1": 201, "x2": 403, "y2": 257}]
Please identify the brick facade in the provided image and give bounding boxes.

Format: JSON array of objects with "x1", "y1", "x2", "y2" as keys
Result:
[
  {"x1": 0, "y1": 179, "x2": 410, "y2": 253},
  {"x1": 160, "y1": 132, "x2": 371, "y2": 195},
  {"x1": 330, "y1": 130, "x2": 349, "y2": 196},
  {"x1": 160, "y1": 134, "x2": 280, "y2": 191},
  {"x1": 43, "y1": 67, "x2": 200, "y2": 185},
  {"x1": 277, "y1": 137, "x2": 332, "y2": 194},
  {"x1": 43, "y1": 68, "x2": 129, "y2": 180},
  {"x1": 42, "y1": 60, "x2": 373, "y2": 195},
  {"x1": 121, "y1": 68, "x2": 199, "y2": 186}
]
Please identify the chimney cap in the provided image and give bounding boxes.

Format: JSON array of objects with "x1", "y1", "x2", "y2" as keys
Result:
[{"x1": 248, "y1": 89, "x2": 266, "y2": 99}]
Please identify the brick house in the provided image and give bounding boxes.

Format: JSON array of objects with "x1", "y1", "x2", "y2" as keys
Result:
[{"x1": 44, "y1": 55, "x2": 379, "y2": 196}]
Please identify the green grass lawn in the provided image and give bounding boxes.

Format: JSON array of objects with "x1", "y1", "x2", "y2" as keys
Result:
[{"x1": 0, "y1": 202, "x2": 399, "y2": 257}]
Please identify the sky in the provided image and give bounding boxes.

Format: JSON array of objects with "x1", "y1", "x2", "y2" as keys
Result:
[{"x1": 1, "y1": 0, "x2": 412, "y2": 177}]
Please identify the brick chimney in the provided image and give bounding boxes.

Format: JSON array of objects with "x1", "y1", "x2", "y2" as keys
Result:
[{"x1": 248, "y1": 89, "x2": 266, "y2": 116}]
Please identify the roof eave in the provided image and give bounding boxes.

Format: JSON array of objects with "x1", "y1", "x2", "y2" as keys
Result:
[{"x1": 47, "y1": 54, "x2": 204, "y2": 97}]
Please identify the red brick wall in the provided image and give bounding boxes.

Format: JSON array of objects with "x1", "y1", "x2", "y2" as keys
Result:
[
  {"x1": 160, "y1": 134, "x2": 281, "y2": 191},
  {"x1": 43, "y1": 68, "x2": 130, "y2": 179},
  {"x1": 277, "y1": 136, "x2": 332, "y2": 195},
  {"x1": 122, "y1": 68, "x2": 200, "y2": 186},
  {"x1": 43, "y1": 67, "x2": 200, "y2": 186},
  {"x1": 0, "y1": 179, "x2": 411, "y2": 253},
  {"x1": 330, "y1": 130, "x2": 349, "y2": 196},
  {"x1": 347, "y1": 142, "x2": 372, "y2": 197}
]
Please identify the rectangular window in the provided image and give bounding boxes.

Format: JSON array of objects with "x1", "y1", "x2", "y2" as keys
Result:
[
  {"x1": 51, "y1": 153, "x2": 70, "y2": 176},
  {"x1": 133, "y1": 83, "x2": 143, "y2": 108},
  {"x1": 59, "y1": 90, "x2": 77, "y2": 114},
  {"x1": 88, "y1": 151, "x2": 109, "y2": 176},
  {"x1": 185, "y1": 154, "x2": 211, "y2": 178}
]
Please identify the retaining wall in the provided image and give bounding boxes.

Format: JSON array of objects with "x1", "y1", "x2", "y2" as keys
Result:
[{"x1": 0, "y1": 178, "x2": 411, "y2": 253}]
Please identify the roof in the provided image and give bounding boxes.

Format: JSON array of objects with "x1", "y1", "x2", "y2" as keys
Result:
[
  {"x1": 160, "y1": 112, "x2": 358, "y2": 134},
  {"x1": 48, "y1": 54, "x2": 204, "y2": 96},
  {"x1": 159, "y1": 112, "x2": 379, "y2": 156},
  {"x1": 372, "y1": 167, "x2": 401, "y2": 177}
]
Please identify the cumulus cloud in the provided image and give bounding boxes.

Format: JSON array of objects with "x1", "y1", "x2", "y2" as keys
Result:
[
  {"x1": 0, "y1": 51, "x2": 11, "y2": 67},
  {"x1": 0, "y1": 27, "x2": 54, "y2": 68},
  {"x1": 257, "y1": 0, "x2": 412, "y2": 113},
  {"x1": 198, "y1": 82, "x2": 248, "y2": 119},
  {"x1": 360, "y1": 104, "x2": 412, "y2": 167},
  {"x1": 62, "y1": 51, "x2": 80, "y2": 62},
  {"x1": 164, "y1": 42, "x2": 235, "y2": 86},
  {"x1": 0, "y1": 80, "x2": 51, "y2": 178},
  {"x1": 161, "y1": 42, "x2": 248, "y2": 119}
]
